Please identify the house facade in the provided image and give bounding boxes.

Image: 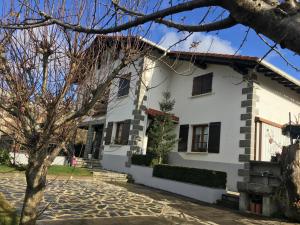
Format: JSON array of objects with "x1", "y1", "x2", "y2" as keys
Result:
[{"x1": 79, "y1": 36, "x2": 300, "y2": 192}]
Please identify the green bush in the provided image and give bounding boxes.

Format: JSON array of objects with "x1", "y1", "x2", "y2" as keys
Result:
[
  {"x1": 0, "y1": 149, "x2": 11, "y2": 166},
  {"x1": 131, "y1": 152, "x2": 158, "y2": 167},
  {"x1": 153, "y1": 164, "x2": 227, "y2": 189}
]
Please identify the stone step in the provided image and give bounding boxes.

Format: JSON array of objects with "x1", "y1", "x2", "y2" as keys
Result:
[
  {"x1": 92, "y1": 170, "x2": 128, "y2": 183},
  {"x1": 75, "y1": 158, "x2": 102, "y2": 168}
]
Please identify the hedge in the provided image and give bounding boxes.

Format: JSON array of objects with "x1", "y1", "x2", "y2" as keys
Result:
[
  {"x1": 131, "y1": 152, "x2": 158, "y2": 167},
  {"x1": 153, "y1": 164, "x2": 227, "y2": 189}
]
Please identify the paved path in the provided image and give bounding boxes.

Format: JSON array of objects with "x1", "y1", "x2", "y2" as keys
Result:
[{"x1": 0, "y1": 176, "x2": 296, "y2": 225}]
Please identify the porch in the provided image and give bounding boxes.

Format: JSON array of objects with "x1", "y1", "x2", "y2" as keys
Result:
[{"x1": 77, "y1": 118, "x2": 105, "y2": 161}]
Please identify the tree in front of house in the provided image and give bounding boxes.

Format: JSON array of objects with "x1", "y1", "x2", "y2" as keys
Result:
[
  {"x1": 0, "y1": 28, "x2": 148, "y2": 224},
  {"x1": 147, "y1": 91, "x2": 177, "y2": 164}
]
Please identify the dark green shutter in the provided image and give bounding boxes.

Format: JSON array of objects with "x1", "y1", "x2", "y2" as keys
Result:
[
  {"x1": 208, "y1": 122, "x2": 221, "y2": 153},
  {"x1": 192, "y1": 73, "x2": 213, "y2": 96},
  {"x1": 202, "y1": 73, "x2": 213, "y2": 93},
  {"x1": 104, "y1": 122, "x2": 113, "y2": 145},
  {"x1": 178, "y1": 124, "x2": 189, "y2": 152},
  {"x1": 121, "y1": 120, "x2": 131, "y2": 145}
]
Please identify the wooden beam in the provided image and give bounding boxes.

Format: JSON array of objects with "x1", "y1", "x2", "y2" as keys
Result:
[
  {"x1": 194, "y1": 61, "x2": 207, "y2": 69},
  {"x1": 264, "y1": 71, "x2": 277, "y2": 77},
  {"x1": 255, "y1": 116, "x2": 283, "y2": 129},
  {"x1": 231, "y1": 63, "x2": 248, "y2": 75},
  {"x1": 257, "y1": 66, "x2": 269, "y2": 73},
  {"x1": 271, "y1": 76, "x2": 286, "y2": 81}
]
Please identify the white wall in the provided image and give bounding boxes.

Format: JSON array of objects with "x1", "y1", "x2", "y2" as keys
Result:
[
  {"x1": 145, "y1": 59, "x2": 245, "y2": 164},
  {"x1": 102, "y1": 60, "x2": 142, "y2": 156},
  {"x1": 9, "y1": 152, "x2": 67, "y2": 165},
  {"x1": 140, "y1": 59, "x2": 246, "y2": 191},
  {"x1": 129, "y1": 165, "x2": 225, "y2": 204},
  {"x1": 255, "y1": 74, "x2": 300, "y2": 161},
  {"x1": 255, "y1": 75, "x2": 300, "y2": 125}
]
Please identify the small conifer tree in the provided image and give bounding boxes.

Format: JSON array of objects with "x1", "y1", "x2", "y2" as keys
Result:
[{"x1": 147, "y1": 91, "x2": 177, "y2": 164}]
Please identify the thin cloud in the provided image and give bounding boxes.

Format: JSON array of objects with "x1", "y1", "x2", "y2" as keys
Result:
[{"x1": 159, "y1": 32, "x2": 236, "y2": 54}]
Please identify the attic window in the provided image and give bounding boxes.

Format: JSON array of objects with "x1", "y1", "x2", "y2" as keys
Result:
[
  {"x1": 192, "y1": 73, "x2": 213, "y2": 96},
  {"x1": 118, "y1": 73, "x2": 131, "y2": 97}
]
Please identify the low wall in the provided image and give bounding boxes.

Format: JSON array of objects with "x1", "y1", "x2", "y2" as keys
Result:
[
  {"x1": 101, "y1": 154, "x2": 129, "y2": 173},
  {"x1": 129, "y1": 165, "x2": 225, "y2": 204},
  {"x1": 9, "y1": 152, "x2": 67, "y2": 166},
  {"x1": 169, "y1": 152, "x2": 242, "y2": 191}
]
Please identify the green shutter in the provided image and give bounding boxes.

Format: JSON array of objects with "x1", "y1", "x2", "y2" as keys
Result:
[
  {"x1": 104, "y1": 122, "x2": 113, "y2": 145},
  {"x1": 121, "y1": 120, "x2": 131, "y2": 145},
  {"x1": 178, "y1": 124, "x2": 189, "y2": 152},
  {"x1": 208, "y1": 122, "x2": 221, "y2": 153}
]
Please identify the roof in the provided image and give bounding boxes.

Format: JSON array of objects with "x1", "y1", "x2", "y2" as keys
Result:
[
  {"x1": 146, "y1": 108, "x2": 179, "y2": 122},
  {"x1": 93, "y1": 35, "x2": 300, "y2": 94}
]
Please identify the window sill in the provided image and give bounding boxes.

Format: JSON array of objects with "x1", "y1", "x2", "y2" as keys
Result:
[
  {"x1": 117, "y1": 95, "x2": 129, "y2": 100},
  {"x1": 190, "y1": 92, "x2": 214, "y2": 99},
  {"x1": 109, "y1": 144, "x2": 123, "y2": 147},
  {"x1": 185, "y1": 151, "x2": 208, "y2": 155}
]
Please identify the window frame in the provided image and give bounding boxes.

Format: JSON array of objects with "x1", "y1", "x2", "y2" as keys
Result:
[
  {"x1": 117, "y1": 73, "x2": 131, "y2": 97},
  {"x1": 114, "y1": 122, "x2": 125, "y2": 144},
  {"x1": 192, "y1": 73, "x2": 213, "y2": 96},
  {"x1": 191, "y1": 124, "x2": 209, "y2": 152}
]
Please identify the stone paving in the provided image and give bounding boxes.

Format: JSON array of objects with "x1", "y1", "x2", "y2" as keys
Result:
[
  {"x1": 0, "y1": 176, "x2": 205, "y2": 224},
  {"x1": 0, "y1": 175, "x2": 297, "y2": 225}
]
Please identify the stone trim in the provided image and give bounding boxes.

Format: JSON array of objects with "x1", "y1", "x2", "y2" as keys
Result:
[
  {"x1": 126, "y1": 58, "x2": 146, "y2": 167},
  {"x1": 239, "y1": 81, "x2": 259, "y2": 186}
]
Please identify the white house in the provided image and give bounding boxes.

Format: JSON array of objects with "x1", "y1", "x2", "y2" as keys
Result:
[{"x1": 79, "y1": 36, "x2": 300, "y2": 194}]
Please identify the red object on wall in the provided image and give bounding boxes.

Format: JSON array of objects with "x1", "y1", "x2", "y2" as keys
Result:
[
  {"x1": 255, "y1": 203, "x2": 262, "y2": 214},
  {"x1": 146, "y1": 108, "x2": 179, "y2": 122}
]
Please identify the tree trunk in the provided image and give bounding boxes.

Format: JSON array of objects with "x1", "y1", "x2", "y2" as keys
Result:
[
  {"x1": 20, "y1": 160, "x2": 48, "y2": 225},
  {"x1": 281, "y1": 143, "x2": 300, "y2": 221}
]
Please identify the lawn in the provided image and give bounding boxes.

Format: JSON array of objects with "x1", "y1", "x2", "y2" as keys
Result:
[
  {"x1": 0, "y1": 165, "x2": 92, "y2": 176},
  {"x1": 48, "y1": 165, "x2": 92, "y2": 176},
  {"x1": 0, "y1": 165, "x2": 18, "y2": 173},
  {"x1": 0, "y1": 193, "x2": 18, "y2": 225}
]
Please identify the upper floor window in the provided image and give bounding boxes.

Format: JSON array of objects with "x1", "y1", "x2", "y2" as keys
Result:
[
  {"x1": 192, "y1": 73, "x2": 213, "y2": 96},
  {"x1": 118, "y1": 73, "x2": 131, "y2": 97},
  {"x1": 192, "y1": 124, "x2": 209, "y2": 152}
]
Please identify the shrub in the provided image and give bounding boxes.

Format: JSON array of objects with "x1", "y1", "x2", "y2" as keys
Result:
[
  {"x1": 131, "y1": 152, "x2": 158, "y2": 167},
  {"x1": 0, "y1": 149, "x2": 11, "y2": 166},
  {"x1": 153, "y1": 164, "x2": 227, "y2": 189}
]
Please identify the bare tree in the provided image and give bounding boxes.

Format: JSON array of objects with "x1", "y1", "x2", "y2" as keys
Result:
[
  {"x1": 0, "y1": 23, "x2": 149, "y2": 224},
  {"x1": 0, "y1": 1, "x2": 300, "y2": 55},
  {"x1": 0, "y1": 0, "x2": 299, "y2": 224}
]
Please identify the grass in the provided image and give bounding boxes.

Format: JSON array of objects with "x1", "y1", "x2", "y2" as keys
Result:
[
  {"x1": 0, "y1": 164, "x2": 92, "y2": 177},
  {"x1": 0, "y1": 165, "x2": 18, "y2": 173},
  {"x1": 48, "y1": 165, "x2": 92, "y2": 177},
  {"x1": 0, "y1": 193, "x2": 19, "y2": 225}
]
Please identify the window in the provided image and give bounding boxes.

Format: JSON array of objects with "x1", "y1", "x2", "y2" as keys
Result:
[
  {"x1": 192, "y1": 73, "x2": 213, "y2": 96},
  {"x1": 192, "y1": 125, "x2": 209, "y2": 152},
  {"x1": 104, "y1": 120, "x2": 130, "y2": 145},
  {"x1": 115, "y1": 122, "x2": 125, "y2": 144},
  {"x1": 117, "y1": 73, "x2": 131, "y2": 97}
]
